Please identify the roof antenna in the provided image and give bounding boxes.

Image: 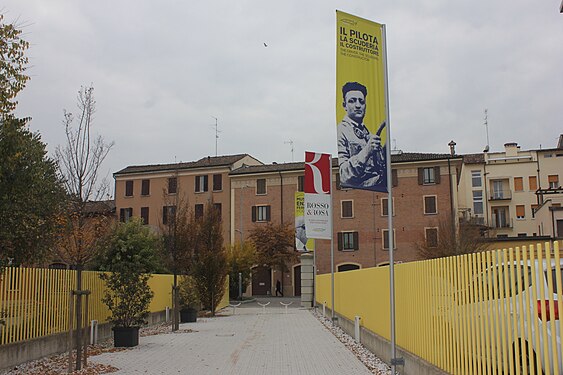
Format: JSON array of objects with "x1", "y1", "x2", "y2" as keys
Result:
[
  {"x1": 483, "y1": 109, "x2": 490, "y2": 153},
  {"x1": 210, "y1": 116, "x2": 221, "y2": 157},
  {"x1": 284, "y1": 139, "x2": 294, "y2": 161}
]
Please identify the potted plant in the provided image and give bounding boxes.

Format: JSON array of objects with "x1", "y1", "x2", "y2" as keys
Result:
[
  {"x1": 178, "y1": 275, "x2": 199, "y2": 323},
  {"x1": 98, "y1": 218, "x2": 161, "y2": 347}
]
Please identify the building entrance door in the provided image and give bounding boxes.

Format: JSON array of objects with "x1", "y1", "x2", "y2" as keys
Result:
[
  {"x1": 294, "y1": 265, "x2": 301, "y2": 296},
  {"x1": 252, "y1": 266, "x2": 271, "y2": 295}
]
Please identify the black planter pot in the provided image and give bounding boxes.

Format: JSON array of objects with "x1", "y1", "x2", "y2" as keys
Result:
[
  {"x1": 113, "y1": 326, "x2": 140, "y2": 347},
  {"x1": 180, "y1": 308, "x2": 198, "y2": 323}
]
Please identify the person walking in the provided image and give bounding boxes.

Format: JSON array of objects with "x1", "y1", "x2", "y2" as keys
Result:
[{"x1": 275, "y1": 280, "x2": 283, "y2": 297}]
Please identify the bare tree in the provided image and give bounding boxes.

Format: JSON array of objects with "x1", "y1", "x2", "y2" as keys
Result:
[
  {"x1": 55, "y1": 85, "x2": 114, "y2": 370},
  {"x1": 416, "y1": 219, "x2": 488, "y2": 260}
]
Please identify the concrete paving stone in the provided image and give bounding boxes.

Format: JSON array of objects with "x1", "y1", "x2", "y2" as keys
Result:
[{"x1": 90, "y1": 300, "x2": 373, "y2": 375}]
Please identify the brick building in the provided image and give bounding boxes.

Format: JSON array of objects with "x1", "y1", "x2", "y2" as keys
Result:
[
  {"x1": 113, "y1": 154, "x2": 262, "y2": 243},
  {"x1": 113, "y1": 152, "x2": 463, "y2": 296}
]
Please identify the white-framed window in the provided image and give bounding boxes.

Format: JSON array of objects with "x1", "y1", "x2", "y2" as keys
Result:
[
  {"x1": 471, "y1": 170, "x2": 482, "y2": 187},
  {"x1": 424, "y1": 195, "x2": 437, "y2": 215},
  {"x1": 472, "y1": 191, "x2": 483, "y2": 215},
  {"x1": 516, "y1": 205, "x2": 525, "y2": 219},
  {"x1": 338, "y1": 231, "x2": 359, "y2": 251},
  {"x1": 256, "y1": 179, "x2": 267, "y2": 195},
  {"x1": 252, "y1": 205, "x2": 270, "y2": 222},
  {"x1": 382, "y1": 229, "x2": 396, "y2": 250},
  {"x1": 341, "y1": 200, "x2": 353, "y2": 218}
]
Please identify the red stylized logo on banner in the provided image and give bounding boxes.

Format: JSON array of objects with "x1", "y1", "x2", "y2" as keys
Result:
[{"x1": 304, "y1": 152, "x2": 331, "y2": 194}]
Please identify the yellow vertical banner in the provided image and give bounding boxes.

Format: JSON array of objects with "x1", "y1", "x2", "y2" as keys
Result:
[
  {"x1": 295, "y1": 192, "x2": 314, "y2": 252},
  {"x1": 336, "y1": 11, "x2": 388, "y2": 193}
]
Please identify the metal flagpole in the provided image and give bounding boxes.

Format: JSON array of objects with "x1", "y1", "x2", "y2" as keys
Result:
[
  {"x1": 382, "y1": 24, "x2": 402, "y2": 373},
  {"x1": 313, "y1": 243, "x2": 317, "y2": 310},
  {"x1": 330, "y1": 156, "x2": 335, "y2": 321}
]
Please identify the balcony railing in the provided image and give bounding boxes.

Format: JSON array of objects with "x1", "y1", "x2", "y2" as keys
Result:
[
  {"x1": 489, "y1": 190, "x2": 512, "y2": 200},
  {"x1": 491, "y1": 216, "x2": 513, "y2": 229}
]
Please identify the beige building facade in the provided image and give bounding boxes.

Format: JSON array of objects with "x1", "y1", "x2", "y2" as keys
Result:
[{"x1": 457, "y1": 140, "x2": 563, "y2": 239}]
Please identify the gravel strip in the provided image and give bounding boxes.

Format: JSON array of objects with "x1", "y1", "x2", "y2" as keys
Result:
[
  {"x1": 312, "y1": 309, "x2": 392, "y2": 375},
  {"x1": 0, "y1": 322, "x2": 194, "y2": 375}
]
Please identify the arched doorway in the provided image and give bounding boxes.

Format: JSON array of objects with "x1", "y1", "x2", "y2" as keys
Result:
[
  {"x1": 251, "y1": 266, "x2": 272, "y2": 295},
  {"x1": 293, "y1": 265, "x2": 301, "y2": 296}
]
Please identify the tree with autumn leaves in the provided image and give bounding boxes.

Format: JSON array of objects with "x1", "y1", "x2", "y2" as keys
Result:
[
  {"x1": 0, "y1": 13, "x2": 66, "y2": 271},
  {"x1": 249, "y1": 222, "x2": 297, "y2": 275}
]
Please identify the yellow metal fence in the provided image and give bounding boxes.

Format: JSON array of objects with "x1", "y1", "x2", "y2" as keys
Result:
[
  {"x1": 317, "y1": 242, "x2": 563, "y2": 375},
  {"x1": 0, "y1": 268, "x2": 174, "y2": 345}
]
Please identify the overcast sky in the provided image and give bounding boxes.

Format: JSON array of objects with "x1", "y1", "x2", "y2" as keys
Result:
[{"x1": 5, "y1": 0, "x2": 563, "y2": 195}]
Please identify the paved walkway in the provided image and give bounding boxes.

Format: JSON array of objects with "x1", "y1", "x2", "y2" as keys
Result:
[{"x1": 90, "y1": 298, "x2": 373, "y2": 374}]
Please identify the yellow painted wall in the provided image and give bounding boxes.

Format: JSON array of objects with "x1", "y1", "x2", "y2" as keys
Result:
[{"x1": 316, "y1": 241, "x2": 563, "y2": 374}]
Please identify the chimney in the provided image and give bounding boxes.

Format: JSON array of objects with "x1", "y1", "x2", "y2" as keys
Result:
[
  {"x1": 448, "y1": 140, "x2": 456, "y2": 156},
  {"x1": 504, "y1": 142, "x2": 519, "y2": 157}
]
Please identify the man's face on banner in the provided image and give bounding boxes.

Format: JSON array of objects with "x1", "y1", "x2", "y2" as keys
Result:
[{"x1": 343, "y1": 90, "x2": 366, "y2": 123}]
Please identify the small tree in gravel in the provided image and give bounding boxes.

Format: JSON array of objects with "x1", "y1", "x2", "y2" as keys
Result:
[{"x1": 98, "y1": 218, "x2": 161, "y2": 328}]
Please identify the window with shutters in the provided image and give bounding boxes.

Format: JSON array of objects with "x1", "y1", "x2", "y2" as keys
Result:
[
  {"x1": 341, "y1": 200, "x2": 353, "y2": 218},
  {"x1": 514, "y1": 177, "x2": 523, "y2": 192},
  {"x1": 381, "y1": 198, "x2": 395, "y2": 216},
  {"x1": 256, "y1": 179, "x2": 266, "y2": 195},
  {"x1": 141, "y1": 179, "x2": 150, "y2": 196},
  {"x1": 162, "y1": 205, "x2": 176, "y2": 225},
  {"x1": 418, "y1": 167, "x2": 440, "y2": 185},
  {"x1": 195, "y1": 204, "x2": 204, "y2": 219},
  {"x1": 252, "y1": 205, "x2": 271, "y2": 222},
  {"x1": 212, "y1": 174, "x2": 222, "y2": 191},
  {"x1": 529, "y1": 176, "x2": 537, "y2": 191},
  {"x1": 119, "y1": 207, "x2": 133, "y2": 222},
  {"x1": 548, "y1": 175, "x2": 559, "y2": 189},
  {"x1": 338, "y1": 232, "x2": 359, "y2": 251},
  {"x1": 424, "y1": 195, "x2": 437, "y2": 214},
  {"x1": 168, "y1": 177, "x2": 177, "y2": 194},
  {"x1": 297, "y1": 175, "x2": 305, "y2": 192},
  {"x1": 382, "y1": 229, "x2": 396, "y2": 250},
  {"x1": 425, "y1": 228, "x2": 438, "y2": 248},
  {"x1": 195, "y1": 175, "x2": 208, "y2": 193},
  {"x1": 516, "y1": 205, "x2": 525, "y2": 219},
  {"x1": 125, "y1": 180, "x2": 134, "y2": 197},
  {"x1": 140, "y1": 207, "x2": 149, "y2": 225}
]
